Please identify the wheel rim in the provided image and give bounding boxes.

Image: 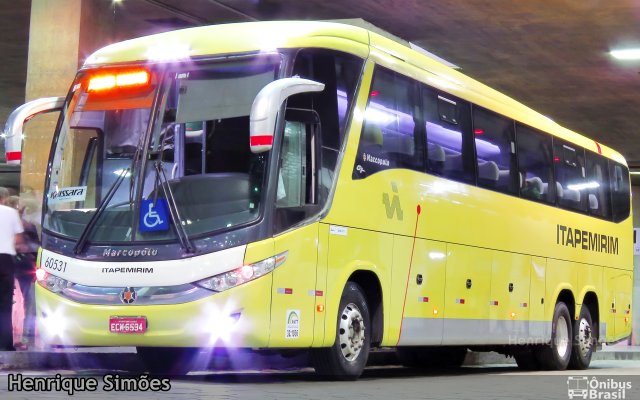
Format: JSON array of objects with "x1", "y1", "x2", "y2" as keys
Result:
[
  {"x1": 577, "y1": 317, "x2": 593, "y2": 358},
  {"x1": 338, "y1": 302, "x2": 365, "y2": 361},
  {"x1": 556, "y1": 315, "x2": 570, "y2": 358}
]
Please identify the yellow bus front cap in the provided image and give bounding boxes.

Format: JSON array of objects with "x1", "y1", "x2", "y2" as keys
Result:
[{"x1": 35, "y1": 273, "x2": 273, "y2": 348}]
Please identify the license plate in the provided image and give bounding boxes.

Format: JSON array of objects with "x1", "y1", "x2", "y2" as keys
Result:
[{"x1": 109, "y1": 316, "x2": 147, "y2": 334}]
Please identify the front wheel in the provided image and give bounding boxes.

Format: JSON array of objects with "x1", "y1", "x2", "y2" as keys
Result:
[{"x1": 311, "y1": 281, "x2": 371, "y2": 380}]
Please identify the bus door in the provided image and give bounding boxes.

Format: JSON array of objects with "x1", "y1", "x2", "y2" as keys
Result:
[
  {"x1": 269, "y1": 110, "x2": 322, "y2": 347},
  {"x1": 604, "y1": 269, "x2": 633, "y2": 339}
]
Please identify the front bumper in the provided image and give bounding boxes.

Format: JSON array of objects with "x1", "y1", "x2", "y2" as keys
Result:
[{"x1": 35, "y1": 274, "x2": 273, "y2": 348}]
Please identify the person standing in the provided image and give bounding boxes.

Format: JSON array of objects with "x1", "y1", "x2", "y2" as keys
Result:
[
  {"x1": 6, "y1": 195, "x2": 39, "y2": 349},
  {"x1": 0, "y1": 187, "x2": 24, "y2": 351}
]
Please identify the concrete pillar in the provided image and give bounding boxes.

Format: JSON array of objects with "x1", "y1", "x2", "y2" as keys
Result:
[{"x1": 22, "y1": 0, "x2": 115, "y2": 195}]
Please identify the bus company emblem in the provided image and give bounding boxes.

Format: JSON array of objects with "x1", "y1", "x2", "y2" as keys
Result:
[
  {"x1": 120, "y1": 287, "x2": 137, "y2": 304},
  {"x1": 382, "y1": 181, "x2": 403, "y2": 221}
]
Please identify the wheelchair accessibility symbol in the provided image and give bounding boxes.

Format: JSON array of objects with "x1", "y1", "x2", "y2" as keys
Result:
[{"x1": 139, "y1": 199, "x2": 169, "y2": 232}]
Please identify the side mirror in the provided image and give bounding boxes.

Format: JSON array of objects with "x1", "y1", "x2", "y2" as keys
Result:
[
  {"x1": 249, "y1": 77, "x2": 324, "y2": 153},
  {"x1": 3, "y1": 96, "x2": 65, "y2": 165}
]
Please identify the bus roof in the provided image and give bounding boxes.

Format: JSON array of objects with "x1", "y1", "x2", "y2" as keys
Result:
[{"x1": 84, "y1": 20, "x2": 626, "y2": 166}]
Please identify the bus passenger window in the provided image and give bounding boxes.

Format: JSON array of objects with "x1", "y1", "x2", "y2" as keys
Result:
[
  {"x1": 472, "y1": 107, "x2": 517, "y2": 194},
  {"x1": 515, "y1": 123, "x2": 555, "y2": 204},
  {"x1": 585, "y1": 151, "x2": 611, "y2": 219},
  {"x1": 553, "y1": 140, "x2": 587, "y2": 212},
  {"x1": 609, "y1": 162, "x2": 630, "y2": 222},
  {"x1": 352, "y1": 67, "x2": 424, "y2": 179},
  {"x1": 422, "y1": 87, "x2": 474, "y2": 183}
]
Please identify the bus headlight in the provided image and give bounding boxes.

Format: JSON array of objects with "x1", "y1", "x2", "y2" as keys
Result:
[
  {"x1": 194, "y1": 251, "x2": 287, "y2": 292},
  {"x1": 38, "y1": 272, "x2": 73, "y2": 293}
]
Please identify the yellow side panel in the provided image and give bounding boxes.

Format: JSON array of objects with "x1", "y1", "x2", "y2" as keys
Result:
[
  {"x1": 312, "y1": 223, "x2": 330, "y2": 346},
  {"x1": 529, "y1": 257, "x2": 546, "y2": 322},
  {"x1": 616, "y1": 273, "x2": 633, "y2": 339},
  {"x1": 269, "y1": 223, "x2": 319, "y2": 347},
  {"x1": 444, "y1": 244, "x2": 491, "y2": 320},
  {"x1": 244, "y1": 237, "x2": 274, "y2": 265},
  {"x1": 325, "y1": 226, "x2": 393, "y2": 347},
  {"x1": 576, "y1": 263, "x2": 603, "y2": 309},
  {"x1": 545, "y1": 259, "x2": 578, "y2": 320},
  {"x1": 490, "y1": 252, "x2": 530, "y2": 322},
  {"x1": 391, "y1": 236, "x2": 447, "y2": 343}
]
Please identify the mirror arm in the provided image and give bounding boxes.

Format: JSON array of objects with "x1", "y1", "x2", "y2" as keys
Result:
[
  {"x1": 3, "y1": 96, "x2": 65, "y2": 165},
  {"x1": 249, "y1": 78, "x2": 324, "y2": 153}
]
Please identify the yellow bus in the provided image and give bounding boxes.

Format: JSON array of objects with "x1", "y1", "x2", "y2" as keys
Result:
[{"x1": 5, "y1": 20, "x2": 632, "y2": 378}]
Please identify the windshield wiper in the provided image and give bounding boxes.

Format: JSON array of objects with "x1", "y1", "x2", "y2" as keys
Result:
[
  {"x1": 73, "y1": 167, "x2": 130, "y2": 255},
  {"x1": 153, "y1": 161, "x2": 195, "y2": 253}
]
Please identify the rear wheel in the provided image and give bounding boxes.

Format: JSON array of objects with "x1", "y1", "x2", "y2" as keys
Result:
[
  {"x1": 136, "y1": 347, "x2": 199, "y2": 375},
  {"x1": 569, "y1": 306, "x2": 595, "y2": 370},
  {"x1": 536, "y1": 302, "x2": 572, "y2": 370},
  {"x1": 311, "y1": 282, "x2": 371, "y2": 380},
  {"x1": 512, "y1": 346, "x2": 541, "y2": 370}
]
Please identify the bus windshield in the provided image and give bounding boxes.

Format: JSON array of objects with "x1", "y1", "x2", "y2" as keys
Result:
[{"x1": 43, "y1": 55, "x2": 280, "y2": 244}]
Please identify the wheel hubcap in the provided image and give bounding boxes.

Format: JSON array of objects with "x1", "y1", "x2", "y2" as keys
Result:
[
  {"x1": 338, "y1": 302, "x2": 365, "y2": 361},
  {"x1": 556, "y1": 315, "x2": 570, "y2": 358},
  {"x1": 577, "y1": 317, "x2": 593, "y2": 358}
]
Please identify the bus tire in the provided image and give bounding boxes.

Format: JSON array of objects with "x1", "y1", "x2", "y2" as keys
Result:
[
  {"x1": 136, "y1": 347, "x2": 198, "y2": 375},
  {"x1": 512, "y1": 346, "x2": 541, "y2": 370},
  {"x1": 569, "y1": 306, "x2": 594, "y2": 370},
  {"x1": 536, "y1": 301, "x2": 572, "y2": 370},
  {"x1": 311, "y1": 281, "x2": 371, "y2": 380}
]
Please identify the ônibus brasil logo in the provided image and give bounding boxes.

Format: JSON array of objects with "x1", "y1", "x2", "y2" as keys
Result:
[{"x1": 567, "y1": 376, "x2": 631, "y2": 399}]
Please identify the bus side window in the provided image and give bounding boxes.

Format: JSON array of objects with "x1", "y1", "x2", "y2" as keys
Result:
[
  {"x1": 585, "y1": 151, "x2": 611, "y2": 219},
  {"x1": 472, "y1": 107, "x2": 517, "y2": 194},
  {"x1": 353, "y1": 66, "x2": 424, "y2": 179},
  {"x1": 515, "y1": 123, "x2": 555, "y2": 204},
  {"x1": 553, "y1": 140, "x2": 587, "y2": 212},
  {"x1": 422, "y1": 87, "x2": 474, "y2": 183},
  {"x1": 291, "y1": 48, "x2": 363, "y2": 200},
  {"x1": 609, "y1": 162, "x2": 630, "y2": 222}
]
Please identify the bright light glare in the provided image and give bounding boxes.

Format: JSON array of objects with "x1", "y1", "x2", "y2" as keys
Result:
[
  {"x1": 610, "y1": 48, "x2": 640, "y2": 60},
  {"x1": 36, "y1": 268, "x2": 47, "y2": 281},
  {"x1": 364, "y1": 107, "x2": 396, "y2": 125},
  {"x1": 428, "y1": 251, "x2": 446, "y2": 260},
  {"x1": 145, "y1": 43, "x2": 191, "y2": 61},
  {"x1": 88, "y1": 70, "x2": 149, "y2": 92},
  {"x1": 116, "y1": 71, "x2": 149, "y2": 87},
  {"x1": 112, "y1": 169, "x2": 132, "y2": 177},
  {"x1": 567, "y1": 181, "x2": 600, "y2": 191},
  {"x1": 199, "y1": 304, "x2": 241, "y2": 345},
  {"x1": 42, "y1": 310, "x2": 66, "y2": 337},
  {"x1": 88, "y1": 75, "x2": 116, "y2": 91}
]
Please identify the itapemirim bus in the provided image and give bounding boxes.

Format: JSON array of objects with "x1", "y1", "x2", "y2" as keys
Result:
[{"x1": 4, "y1": 20, "x2": 632, "y2": 378}]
